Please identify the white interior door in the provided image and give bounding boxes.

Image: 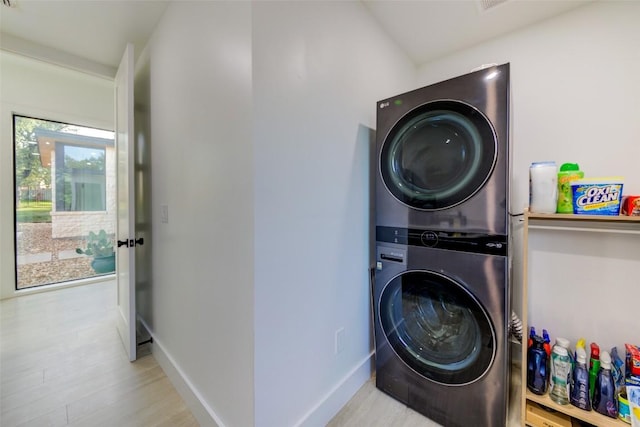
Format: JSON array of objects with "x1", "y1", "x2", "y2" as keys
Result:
[{"x1": 115, "y1": 43, "x2": 136, "y2": 362}]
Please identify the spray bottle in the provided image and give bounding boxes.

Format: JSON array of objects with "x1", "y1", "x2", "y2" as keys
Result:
[
  {"x1": 527, "y1": 335, "x2": 548, "y2": 395},
  {"x1": 542, "y1": 329, "x2": 552, "y2": 357},
  {"x1": 590, "y1": 343, "x2": 601, "y2": 399},
  {"x1": 528, "y1": 326, "x2": 536, "y2": 349}
]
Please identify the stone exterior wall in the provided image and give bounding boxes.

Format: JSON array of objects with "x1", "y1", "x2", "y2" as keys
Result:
[{"x1": 51, "y1": 211, "x2": 115, "y2": 239}]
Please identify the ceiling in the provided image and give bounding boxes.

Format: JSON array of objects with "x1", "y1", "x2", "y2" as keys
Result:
[
  {"x1": 362, "y1": 0, "x2": 593, "y2": 65},
  {"x1": 0, "y1": 0, "x2": 170, "y2": 76},
  {"x1": 0, "y1": 0, "x2": 593, "y2": 77}
]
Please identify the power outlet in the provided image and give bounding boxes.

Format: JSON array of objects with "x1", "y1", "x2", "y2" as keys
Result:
[
  {"x1": 335, "y1": 327, "x2": 345, "y2": 355},
  {"x1": 160, "y1": 205, "x2": 169, "y2": 223}
]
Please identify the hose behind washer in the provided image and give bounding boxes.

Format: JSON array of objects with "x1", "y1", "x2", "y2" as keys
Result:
[{"x1": 509, "y1": 311, "x2": 523, "y2": 343}]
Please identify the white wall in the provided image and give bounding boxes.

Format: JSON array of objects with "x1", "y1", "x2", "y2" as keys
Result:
[
  {"x1": 144, "y1": 1, "x2": 415, "y2": 426},
  {"x1": 144, "y1": 2, "x2": 254, "y2": 426},
  {"x1": 416, "y1": 1, "x2": 640, "y2": 351},
  {"x1": 0, "y1": 51, "x2": 114, "y2": 300},
  {"x1": 2, "y1": 2, "x2": 414, "y2": 425},
  {"x1": 417, "y1": 1, "x2": 640, "y2": 210},
  {"x1": 252, "y1": 2, "x2": 415, "y2": 426}
]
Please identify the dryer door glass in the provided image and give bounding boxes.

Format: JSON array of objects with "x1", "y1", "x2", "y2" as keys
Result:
[
  {"x1": 379, "y1": 270, "x2": 495, "y2": 385},
  {"x1": 380, "y1": 100, "x2": 497, "y2": 210}
]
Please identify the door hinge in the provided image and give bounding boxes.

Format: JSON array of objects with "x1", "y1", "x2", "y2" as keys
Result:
[{"x1": 137, "y1": 337, "x2": 153, "y2": 346}]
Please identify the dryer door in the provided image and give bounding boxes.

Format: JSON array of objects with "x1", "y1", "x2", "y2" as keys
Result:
[
  {"x1": 380, "y1": 100, "x2": 497, "y2": 211},
  {"x1": 379, "y1": 269, "x2": 495, "y2": 385}
]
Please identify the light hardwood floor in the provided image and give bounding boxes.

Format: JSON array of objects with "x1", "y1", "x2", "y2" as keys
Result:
[
  {"x1": 2, "y1": 280, "x2": 518, "y2": 427},
  {"x1": 327, "y1": 379, "x2": 442, "y2": 427},
  {"x1": 330, "y1": 374, "x2": 521, "y2": 426},
  {"x1": 0, "y1": 280, "x2": 198, "y2": 427}
]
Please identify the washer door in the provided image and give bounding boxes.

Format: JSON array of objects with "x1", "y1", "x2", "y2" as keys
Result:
[
  {"x1": 380, "y1": 100, "x2": 497, "y2": 210},
  {"x1": 379, "y1": 270, "x2": 495, "y2": 385}
]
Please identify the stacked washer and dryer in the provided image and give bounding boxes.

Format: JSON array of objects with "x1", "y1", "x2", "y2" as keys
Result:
[{"x1": 373, "y1": 63, "x2": 511, "y2": 427}]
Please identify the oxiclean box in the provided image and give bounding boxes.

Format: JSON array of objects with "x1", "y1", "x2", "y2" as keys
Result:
[{"x1": 571, "y1": 178, "x2": 624, "y2": 216}]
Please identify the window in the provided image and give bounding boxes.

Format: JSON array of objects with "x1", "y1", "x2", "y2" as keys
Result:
[{"x1": 14, "y1": 115, "x2": 116, "y2": 289}]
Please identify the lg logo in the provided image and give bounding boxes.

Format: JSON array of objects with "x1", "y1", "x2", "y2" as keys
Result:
[
  {"x1": 421, "y1": 231, "x2": 438, "y2": 247},
  {"x1": 379, "y1": 102, "x2": 390, "y2": 109}
]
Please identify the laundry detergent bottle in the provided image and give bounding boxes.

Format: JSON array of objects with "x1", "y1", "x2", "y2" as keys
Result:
[
  {"x1": 527, "y1": 335, "x2": 548, "y2": 395},
  {"x1": 550, "y1": 337, "x2": 572, "y2": 405},
  {"x1": 592, "y1": 351, "x2": 618, "y2": 418},
  {"x1": 570, "y1": 347, "x2": 591, "y2": 411},
  {"x1": 557, "y1": 163, "x2": 584, "y2": 213}
]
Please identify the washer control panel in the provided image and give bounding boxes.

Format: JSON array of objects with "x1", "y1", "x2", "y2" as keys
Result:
[{"x1": 376, "y1": 226, "x2": 507, "y2": 256}]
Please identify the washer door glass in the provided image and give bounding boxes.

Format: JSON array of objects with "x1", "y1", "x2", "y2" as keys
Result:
[
  {"x1": 379, "y1": 270, "x2": 495, "y2": 385},
  {"x1": 380, "y1": 100, "x2": 497, "y2": 210}
]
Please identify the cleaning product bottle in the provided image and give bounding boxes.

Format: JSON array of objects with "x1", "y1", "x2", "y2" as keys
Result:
[
  {"x1": 573, "y1": 338, "x2": 585, "y2": 373},
  {"x1": 542, "y1": 329, "x2": 552, "y2": 357},
  {"x1": 589, "y1": 343, "x2": 601, "y2": 399},
  {"x1": 557, "y1": 163, "x2": 584, "y2": 213},
  {"x1": 527, "y1": 335, "x2": 548, "y2": 395},
  {"x1": 570, "y1": 347, "x2": 592, "y2": 411},
  {"x1": 550, "y1": 337, "x2": 572, "y2": 405},
  {"x1": 542, "y1": 330, "x2": 553, "y2": 381},
  {"x1": 575, "y1": 338, "x2": 586, "y2": 360},
  {"x1": 592, "y1": 351, "x2": 618, "y2": 418},
  {"x1": 528, "y1": 326, "x2": 536, "y2": 349}
]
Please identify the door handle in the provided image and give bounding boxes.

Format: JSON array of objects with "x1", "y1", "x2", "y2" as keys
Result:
[{"x1": 117, "y1": 238, "x2": 144, "y2": 248}]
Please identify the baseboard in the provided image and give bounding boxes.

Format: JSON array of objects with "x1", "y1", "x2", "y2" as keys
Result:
[
  {"x1": 139, "y1": 317, "x2": 374, "y2": 427},
  {"x1": 294, "y1": 351, "x2": 375, "y2": 427},
  {"x1": 138, "y1": 318, "x2": 224, "y2": 427}
]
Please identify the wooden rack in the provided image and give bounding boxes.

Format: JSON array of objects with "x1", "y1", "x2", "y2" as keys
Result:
[{"x1": 520, "y1": 211, "x2": 639, "y2": 426}]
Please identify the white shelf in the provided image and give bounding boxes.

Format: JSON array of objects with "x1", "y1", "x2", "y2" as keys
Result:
[
  {"x1": 527, "y1": 212, "x2": 640, "y2": 234},
  {"x1": 526, "y1": 212, "x2": 640, "y2": 223}
]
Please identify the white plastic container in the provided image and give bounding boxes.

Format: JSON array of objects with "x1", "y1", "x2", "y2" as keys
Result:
[{"x1": 529, "y1": 161, "x2": 558, "y2": 214}]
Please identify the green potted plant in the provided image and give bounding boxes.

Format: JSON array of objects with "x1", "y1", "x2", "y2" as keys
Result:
[{"x1": 76, "y1": 229, "x2": 116, "y2": 274}]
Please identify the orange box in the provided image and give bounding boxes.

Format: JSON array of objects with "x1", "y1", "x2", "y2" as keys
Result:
[
  {"x1": 621, "y1": 195, "x2": 640, "y2": 216},
  {"x1": 525, "y1": 401, "x2": 572, "y2": 427}
]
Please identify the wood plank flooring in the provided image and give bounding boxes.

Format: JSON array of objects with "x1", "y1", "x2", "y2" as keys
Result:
[
  {"x1": 0, "y1": 281, "x2": 198, "y2": 427},
  {"x1": 1, "y1": 280, "x2": 520, "y2": 427},
  {"x1": 330, "y1": 362, "x2": 522, "y2": 427},
  {"x1": 329, "y1": 376, "x2": 522, "y2": 427},
  {"x1": 327, "y1": 379, "x2": 442, "y2": 427}
]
